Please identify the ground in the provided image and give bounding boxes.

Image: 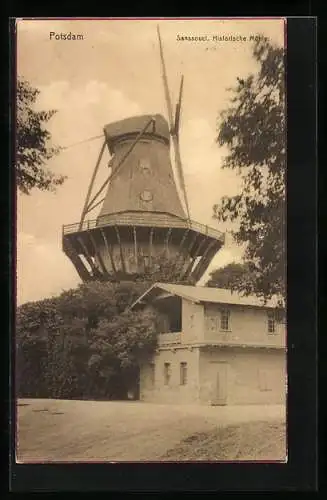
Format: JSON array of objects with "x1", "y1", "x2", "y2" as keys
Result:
[
  {"x1": 163, "y1": 421, "x2": 286, "y2": 461},
  {"x1": 16, "y1": 399, "x2": 286, "y2": 462}
]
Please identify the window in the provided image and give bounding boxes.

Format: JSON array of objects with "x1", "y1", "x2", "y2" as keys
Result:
[
  {"x1": 140, "y1": 190, "x2": 153, "y2": 202},
  {"x1": 169, "y1": 307, "x2": 182, "y2": 333},
  {"x1": 220, "y1": 309, "x2": 230, "y2": 331},
  {"x1": 267, "y1": 312, "x2": 276, "y2": 334},
  {"x1": 164, "y1": 363, "x2": 171, "y2": 386},
  {"x1": 139, "y1": 158, "x2": 151, "y2": 174},
  {"x1": 180, "y1": 362, "x2": 187, "y2": 385}
]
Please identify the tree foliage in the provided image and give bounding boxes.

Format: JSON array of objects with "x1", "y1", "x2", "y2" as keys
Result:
[
  {"x1": 134, "y1": 254, "x2": 196, "y2": 285},
  {"x1": 213, "y1": 38, "x2": 286, "y2": 303},
  {"x1": 206, "y1": 262, "x2": 251, "y2": 290},
  {"x1": 16, "y1": 281, "x2": 159, "y2": 400},
  {"x1": 102, "y1": 255, "x2": 196, "y2": 286},
  {"x1": 16, "y1": 78, "x2": 66, "y2": 194}
]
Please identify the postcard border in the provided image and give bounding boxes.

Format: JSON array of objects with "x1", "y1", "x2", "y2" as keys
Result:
[{"x1": 8, "y1": 16, "x2": 318, "y2": 492}]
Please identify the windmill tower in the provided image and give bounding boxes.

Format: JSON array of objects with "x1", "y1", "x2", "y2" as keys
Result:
[{"x1": 62, "y1": 26, "x2": 224, "y2": 283}]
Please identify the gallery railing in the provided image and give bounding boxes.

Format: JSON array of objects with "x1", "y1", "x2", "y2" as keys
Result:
[
  {"x1": 158, "y1": 332, "x2": 182, "y2": 345},
  {"x1": 62, "y1": 212, "x2": 225, "y2": 241}
]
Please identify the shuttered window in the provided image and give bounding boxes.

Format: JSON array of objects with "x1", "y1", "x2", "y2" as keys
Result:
[
  {"x1": 220, "y1": 309, "x2": 230, "y2": 331},
  {"x1": 180, "y1": 362, "x2": 187, "y2": 385},
  {"x1": 267, "y1": 311, "x2": 276, "y2": 334},
  {"x1": 164, "y1": 363, "x2": 171, "y2": 386}
]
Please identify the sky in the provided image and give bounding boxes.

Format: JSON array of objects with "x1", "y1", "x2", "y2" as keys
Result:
[{"x1": 16, "y1": 18, "x2": 285, "y2": 305}]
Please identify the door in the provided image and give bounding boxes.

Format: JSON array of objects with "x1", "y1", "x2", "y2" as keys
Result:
[{"x1": 211, "y1": 362, "x2": 228, "y2": 406}]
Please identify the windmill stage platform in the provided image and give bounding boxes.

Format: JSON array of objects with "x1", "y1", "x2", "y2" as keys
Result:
[
  {"x1": 62, "y1": 27, "x2": 225, "y2": 284},
  {"x1": 62, "y1": 208, "x2": 224, "y2": 283}
]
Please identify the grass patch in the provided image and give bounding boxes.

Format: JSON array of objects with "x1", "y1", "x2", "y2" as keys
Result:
[{"x1": 161, "y1": 420, "x2": 286, "y2": 462}]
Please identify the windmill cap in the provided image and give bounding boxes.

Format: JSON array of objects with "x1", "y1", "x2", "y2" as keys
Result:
[{"x1": 103, "y1": 114, "x2": 170, "y2": 145}]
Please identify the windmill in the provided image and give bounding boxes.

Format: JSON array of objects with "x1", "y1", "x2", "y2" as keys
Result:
[{"x1": 62, "y1": 26, "x2": 224, "y2": 283}]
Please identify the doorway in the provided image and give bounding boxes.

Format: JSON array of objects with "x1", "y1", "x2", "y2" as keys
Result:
[
  {"x1": 126, "y1": 366, "x2": 140, "y2": 400},
  {"x1": 211, "y1": 362, "x2": 228, "y2": 406},
  {"x1": 131, "y1": 367, "x2": 140, "y2": 400}
]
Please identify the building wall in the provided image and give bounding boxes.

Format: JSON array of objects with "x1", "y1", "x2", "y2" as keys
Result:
[
  {"x1": 140, "y1": 299, "x2": 285, "y2": 348},
  {"x1": 181, "y1": 300, "x2": 205, "y2": 343},
  {"x1": 203, "y1": 303, "x2": 286, "y2": 348},
  {"x1": 139, "y1": 347, "x2": 200, "y2": 404},
  {"x1": 199, "y1": 347, "x2": 287, "y2": 405},
  {"x1": 139, "y1": 297, "x2": 287, "y2": 406}
]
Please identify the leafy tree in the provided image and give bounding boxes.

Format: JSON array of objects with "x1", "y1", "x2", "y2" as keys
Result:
[
  {"x1": 135, "y1": 255, "x2": 196, "y2": 285},
  {"x1": 88, "y1": 308, "x2": 158, "y2": 398},
  {"x1": 103, "y1": 255, "x2": 196, "y2": 286},
  {"x1": 206, "y1": 262, "x2": 251, "y2": 290},
  {"x1": 16, "y1": 281, "x2": 159, "y2": 400},
  {"x1": 16, "y1": 77, "x2": 66, "y2": 194},
  {"x1": 213, "y1": 38, "x2": 286, "y2": 303}
]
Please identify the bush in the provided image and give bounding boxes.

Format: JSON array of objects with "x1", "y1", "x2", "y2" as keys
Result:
[{"x1": 16, "y1": 281, "x2": 158, "y2": 400}]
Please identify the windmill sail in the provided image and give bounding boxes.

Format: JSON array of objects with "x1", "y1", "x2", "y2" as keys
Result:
[
  {"x1": 174, "y1": 75, "x2": 184, "y2": 135},
  {"x1": 157, "y1": 25, "x2": 174, "y2": 129},
  {"x1": 157, "y1": 26, "x2": 191, "y2": 221},
  {"x1": 172, "y1": 75, "x2": 191, "y2": 222}
]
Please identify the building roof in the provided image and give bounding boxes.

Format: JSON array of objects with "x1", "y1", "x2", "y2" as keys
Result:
[
  {"x1": 103, "y1": 114, "x2": 170, "y2": 144},
  {"x1": 130, "y1": 282, "x2": 281, "y2": 309}
]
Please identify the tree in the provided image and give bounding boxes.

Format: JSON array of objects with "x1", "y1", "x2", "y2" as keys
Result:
[
  {"x1": 16, "y1": 281, "x2": 159, "y2": 400},
  {"x1": 134, "y1": 254, "x2": 196, "y2": 285},
  {"x1": 102, "y1": 255, "x2": 196, "y2": 286},
  {"x1": 206, "y1": 262, "x2": 251, "y2": 290},
  {"x1": 213, "y1": 38, "x2": 286, "y2": 303},
  {"x1": 16, "y1": 77, "x2": 66, "y2": 194},
  {"x1": 88, "y1": 308, "x2": 158, "y2": 398}
]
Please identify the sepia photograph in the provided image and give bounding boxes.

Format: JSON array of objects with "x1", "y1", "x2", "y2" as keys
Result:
[{"x1": 15, "y1": 17, "x2": 287, "y2": 463}]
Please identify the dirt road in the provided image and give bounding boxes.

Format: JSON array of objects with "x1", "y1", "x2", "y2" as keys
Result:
[{"x1": 16, "y1": 399, "x2": 286, "y2": 462}]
